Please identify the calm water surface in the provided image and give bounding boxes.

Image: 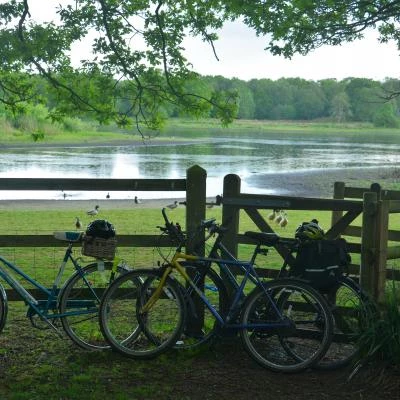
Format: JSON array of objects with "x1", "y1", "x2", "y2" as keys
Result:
[{"x1": 1, "y1": 132, "x2": 399, "y2": 200}]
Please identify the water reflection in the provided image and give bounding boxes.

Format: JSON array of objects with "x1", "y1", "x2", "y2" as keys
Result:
[{"x1": 0, "y1": 133, "x2": 399, "y2": 199}]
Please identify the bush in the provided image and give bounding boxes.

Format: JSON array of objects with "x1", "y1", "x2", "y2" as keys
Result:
[
  {"x1": 373, "y1": 103, "x2": 400, "y2": 128},
  {"x1": 352, "y1": 282, "x2": 400, "y2": 376}
]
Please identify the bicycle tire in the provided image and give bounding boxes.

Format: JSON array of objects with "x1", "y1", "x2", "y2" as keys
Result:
[
  {"x1": 240, "y1": 278, "x2": 333, "y2": 373},
  {"x1": 99, "y1": 268, "x2": 186, "y2": 359},
  {"x1": 0, "y1": 282, "x2": 8, "y2": 334},
  {"x1": 59, "y1": 261, "x2": 128, "y2": 351},
  {"x1": 173, "y1": 264, "x2": 229, "y2": 350},
  {"x1": 316, "y1": 276, "x2": 377, "y2": 370}
]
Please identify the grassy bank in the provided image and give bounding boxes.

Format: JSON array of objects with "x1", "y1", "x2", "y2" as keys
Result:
[{"x1": 1, "y1": 118, "x2": 399, "y2": 146}]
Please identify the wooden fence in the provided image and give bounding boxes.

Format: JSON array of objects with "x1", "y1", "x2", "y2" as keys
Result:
[
  {"x1": 1, "y1": 165, "x2": 399, "y2": 301},
  {"x1": 0, "y1": 165, "x2": 208, "y2": 300},
  {"x1": 221, "y1": 175, "x2": 400, "y2": 302}
]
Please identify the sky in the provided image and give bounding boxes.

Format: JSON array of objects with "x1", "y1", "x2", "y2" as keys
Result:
[
  {"x1": 183, "y1": 22, "x2": 400, "y2": 82},
  {"x1": 21, "y1": 1, "x2": 400, "y2": 82}
]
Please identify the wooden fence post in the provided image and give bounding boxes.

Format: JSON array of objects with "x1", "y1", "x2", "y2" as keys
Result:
[
  {"x1": 221, "y1": 174, "x2": 241, "y2": 257},
  {"x1": 185, "y1": 165, "x2": 207, "y2": 334},
  {"x1": 360, "y1": 191, "x2": 378, "y2": 298},
  {"x1": 331, "y1": 181, "x2": 345, "y2": 230},
  {"x1": 375, "y1": 200, "x2": 389, "y2": 303},
  {"x1": 186, "y1": 165, "x2": 207, "y2": 254}
]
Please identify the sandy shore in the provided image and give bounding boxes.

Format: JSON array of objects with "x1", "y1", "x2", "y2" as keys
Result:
[
  {"x1": 0, "y1": 198, "x2": 188, "y2": 210},
  {"x1": 0, "y1": 166, "x2": 397, "y2": 210}
]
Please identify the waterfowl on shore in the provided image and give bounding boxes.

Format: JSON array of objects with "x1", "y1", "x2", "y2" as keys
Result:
[
  {"x1": 134, "y1": 196, "x2": 141, "y2": 204},
  {"x1": 75, "y1": 217, "x2": 83, "y2": 230},
  {"x1": 87, "y1": 205, "x2": 99, "y2": 216},
  {"x1": 166, "y1": 200, "x2": 178, "y2": 209},
  {"x1": 274, "y1": 211, "x2": 283, "y2": 224},
  {"x1": 279, "y1": 212, "x2": 288, "y2": 228},
  {"x1": 268, "y1": 209, "x2": 279, "y2": 221}
]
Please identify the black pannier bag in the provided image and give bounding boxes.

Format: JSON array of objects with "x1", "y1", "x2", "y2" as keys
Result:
[{"x1": 291, "y1": 238, "x2": 350, "y2": 290}]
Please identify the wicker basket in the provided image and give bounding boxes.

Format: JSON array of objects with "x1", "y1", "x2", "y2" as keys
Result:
[{"x1": 82, "y1": 235, "x2": 117, "y2": 260}]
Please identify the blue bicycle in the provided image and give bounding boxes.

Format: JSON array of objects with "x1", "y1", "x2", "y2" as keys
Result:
[{"x1": 0, "y1": 231, "x2": 128, "y2": 350}]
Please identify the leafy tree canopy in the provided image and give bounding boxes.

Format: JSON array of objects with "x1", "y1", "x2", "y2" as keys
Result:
[
  {"x1": 1, "y1": 0, "x2": 399, "y2": 135},
  {"x1": 240, "y1": 0, "x2": 400, "y2": 58}
]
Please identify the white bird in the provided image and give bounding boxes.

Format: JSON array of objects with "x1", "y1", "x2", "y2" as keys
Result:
[
  {"x1": 166, "y1": 200, "x2": 178, "y2": 209},
  {"x1": 134, "y1": 196, "x2": 141, "y2": 204},
  {"x1": 87, "y1": 205, "x2": 99, "y2": 216},
  {"x1": 75, "y1": 217, "x2": 83, "y2": 230}
]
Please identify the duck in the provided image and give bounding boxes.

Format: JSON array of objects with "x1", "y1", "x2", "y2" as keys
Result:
[
  {"x1": 75, "y1": 217, "x2": 83, "y2": 230},
  {"x1": 166, "y1": 200, "x2": 178, "y2": 209},
  {"x1": 87, "y1": 205, "x2": 99, "y2": 216}
]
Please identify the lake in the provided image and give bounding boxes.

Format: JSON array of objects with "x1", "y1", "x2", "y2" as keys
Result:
[{"x1": 1, "y1": 131, "x2": 399, "y2": 200}]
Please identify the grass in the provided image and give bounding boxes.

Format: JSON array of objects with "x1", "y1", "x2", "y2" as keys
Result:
[
  {"x1": 1, "y1": 118, "x2": 400, "y2": 146},
  {"x1": 0, "y1": 204, "x2": 400, "y2": 399}
]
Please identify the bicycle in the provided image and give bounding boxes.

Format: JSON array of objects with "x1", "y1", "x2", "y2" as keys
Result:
[
  {"x1": 278, "y1": 239, "x2": 376, "y2": 370},
  {"x1": 0, "y1": 230, "x2": 128, "y2": 350},
  {"x1": 99, "y1": 209, "x2": 334, "y2": 373}
]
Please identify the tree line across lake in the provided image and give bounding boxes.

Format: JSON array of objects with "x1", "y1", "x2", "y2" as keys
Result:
[{"x1": 2, "y1": 74, "x2": 400, "y2": 134}]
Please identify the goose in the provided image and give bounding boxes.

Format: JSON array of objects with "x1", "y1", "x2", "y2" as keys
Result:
[
  {"x1": 75, "y1": 217, "x2": 83, "y2": 230},
  {"x1": 274, "y1": 211, "x2": 283, "y2": 224},
  {"x1": 106, "y1": 192, "x2": 110, "y2": 199},
  {"x1": 87, "y1": 205, "x2": 99, "y2": 216},
  {"x1": 268, "y1": 209, "x2": 279, "y2": 221},
  {"x1": 279, "y1": 213, "x2": 288, "y2": 228},
  {"x1": 166, "y1": 200, "x2": 178, "y2": 209},
  {"x1": 134, "y1": 196, "x2": 141, "y2": 204}
]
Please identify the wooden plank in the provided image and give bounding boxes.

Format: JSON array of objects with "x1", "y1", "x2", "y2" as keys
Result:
[
  {"x1": 331, "y1": 182, "x2": 345, "y2": 230},
  {"x1": 387, "y1": 246, "x2": 400, "y2": 260},
  {"x1": 0, "y1": 178, "x2": 186, "y2": 191},
  {"x1": 360, "y1": 192, "x2": 378, "y2": 299},
  {"x1": 224, "y1": 193, "x2": 362, "y2": 212},
  {"x1": 221, "y1": 174, "x2": 241, "y2": 258},
  {"x1": 186, "y1": 165, "x2": 206, "y2": 254},
  {"x1": 389, "y1": 200, "x2": 400, "y2": 213},
  {"x1": 0, "y1": 234, "x2": 174, "y2": 247},
  {"x1": 325, "y1": 209, "x2": 361, "y2": 240},
  {"x1": 375, "y1": 200, "x2": 390, "y2": 303},
  {"x1": 344, "y1": 187, "x2": 372, "y2": 199}
]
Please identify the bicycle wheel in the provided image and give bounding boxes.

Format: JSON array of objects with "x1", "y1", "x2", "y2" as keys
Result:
[
  {"x1": 174, "y1": 263, "x2": 229, "y2": 350},
  {"x1": 59, "y1": 261, "x2": 128, "y2": 350},
  {"x1": 0, "y1": 283, "x2": 8, "y2": 334},
  {"x1": 99, "y1": 268, "x2": 186, "y2": 359},
  {"x1": 240, "y1": 278, "x2": 333, "y2": 373},
  {"x1": 316, "y1": 276, "x2": 376, "y2": 370}
]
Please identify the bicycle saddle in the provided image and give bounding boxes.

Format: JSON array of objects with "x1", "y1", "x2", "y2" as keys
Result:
[
  {"x1": 53, "y1": 231, "x2": 83, "y2": 242},
  {"x1": 244, "y1": 232, "x2": 280, "y2": 246}
]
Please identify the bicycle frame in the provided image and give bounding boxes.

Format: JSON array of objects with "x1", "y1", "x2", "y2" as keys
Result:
[
  {"x1": 141, "y1": 249, "x2": 290, "y2": 331},
  {"x1": 0, "y1": 239, "x2": 105, "y2": 329}
]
